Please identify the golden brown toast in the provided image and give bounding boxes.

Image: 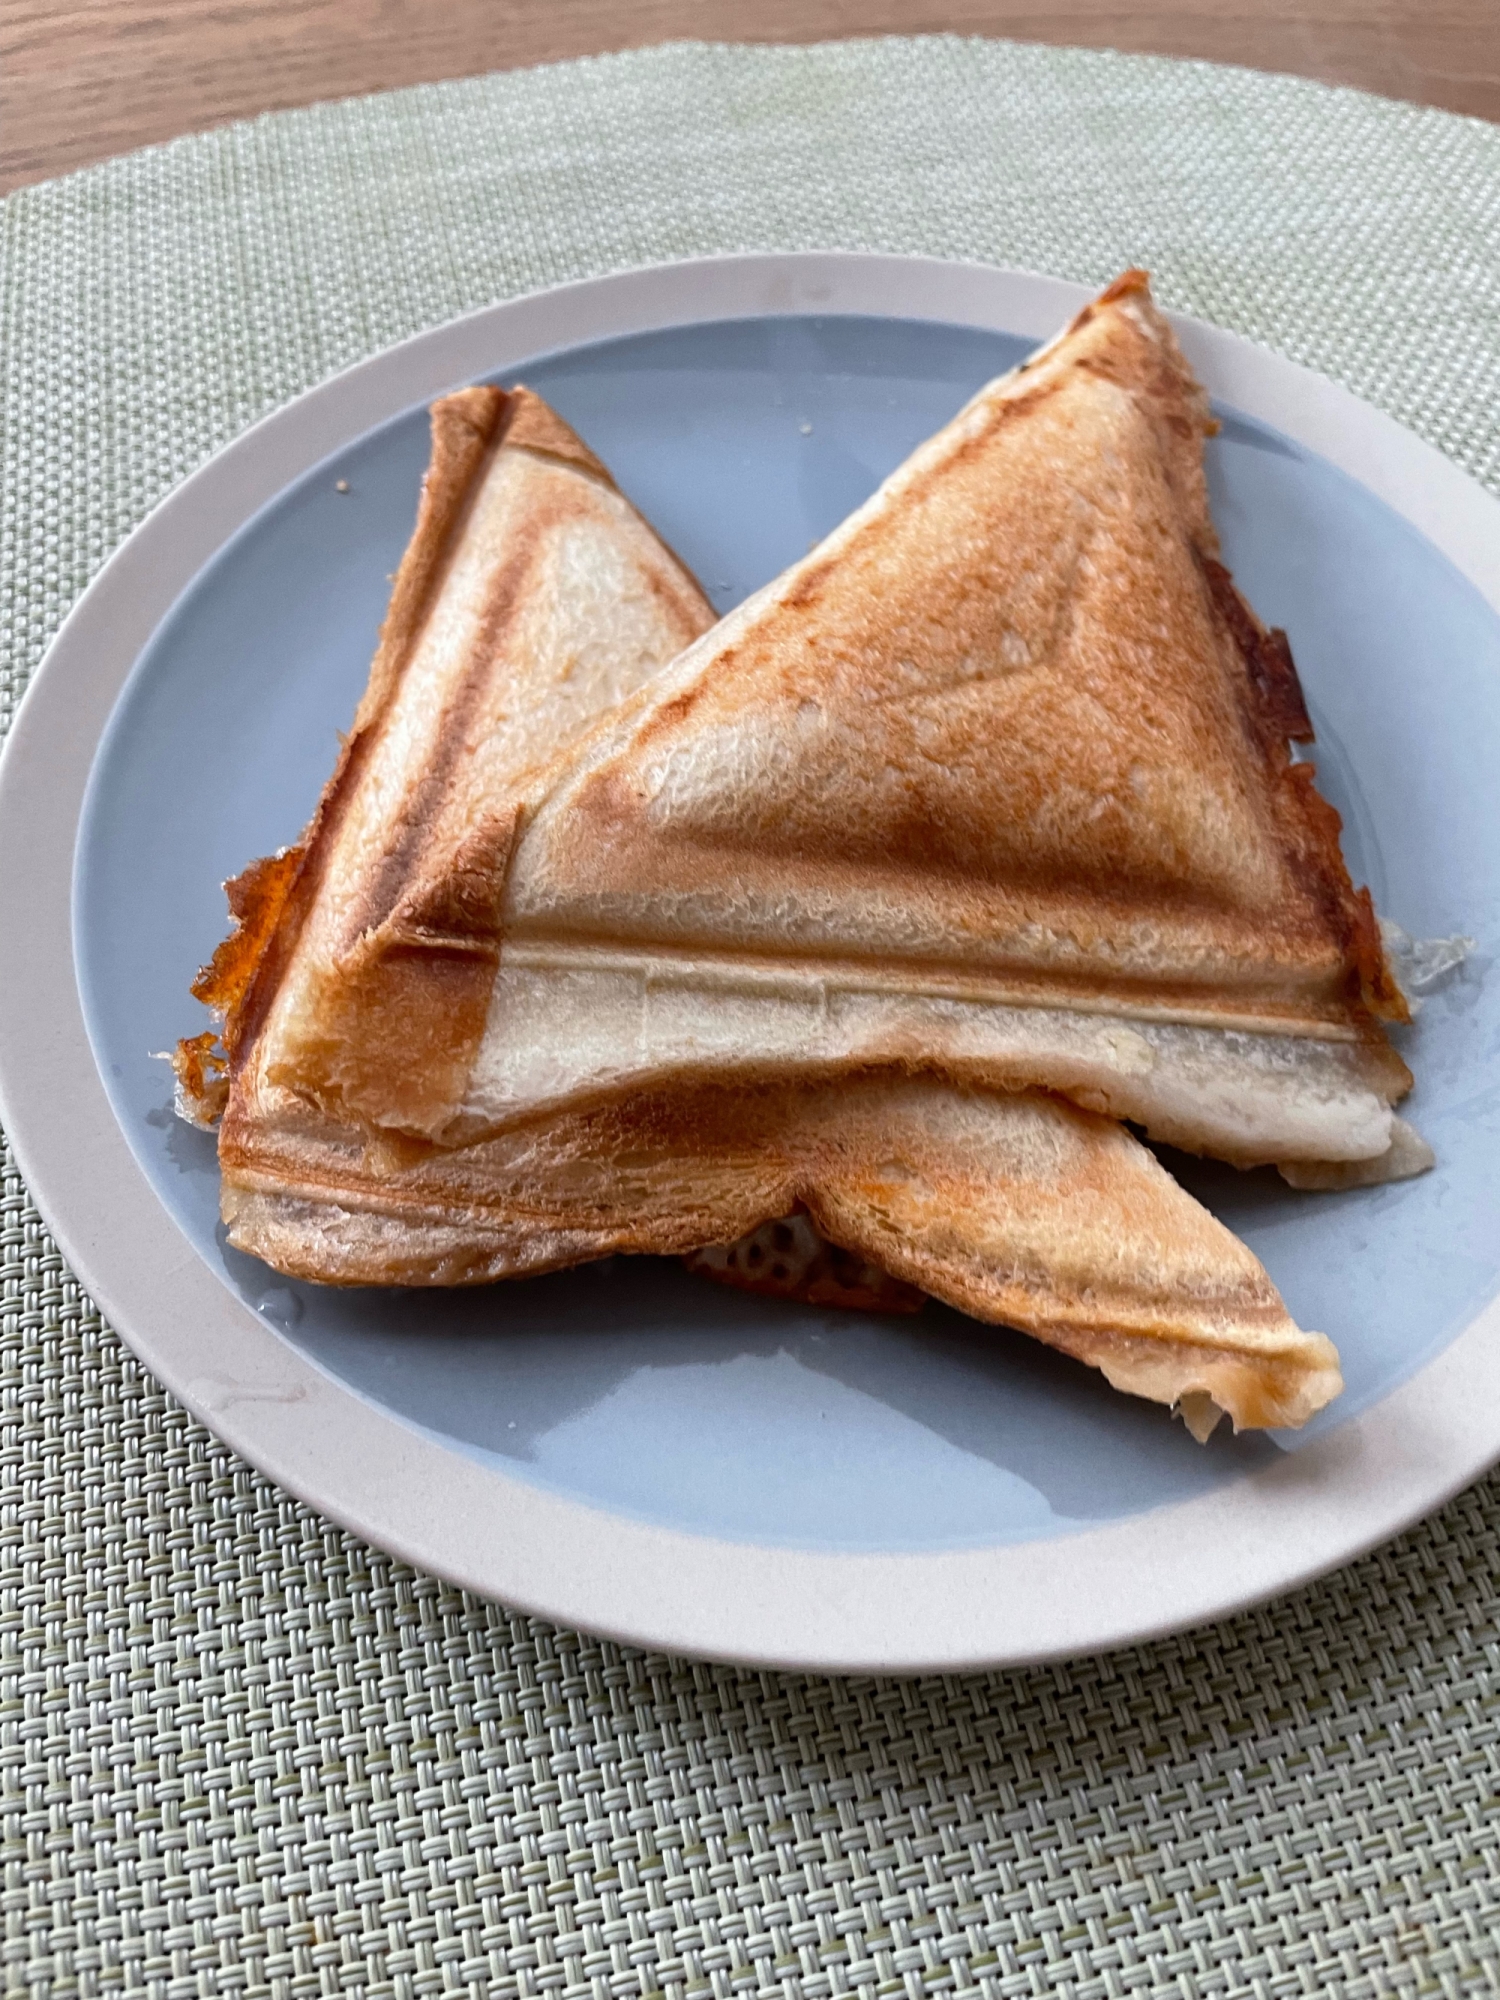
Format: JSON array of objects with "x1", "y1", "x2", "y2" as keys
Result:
[
  {"x1": 181, "y1": 382, "x2": 719, "y2": 1131},
  {"x1": 259, "y1": 273, "x2": 1411, "y2": 1172},
  {"x1": 219, "y1": 1069, "x2": 1341, "y2": 1437},
  {"x1": 183, "y1": 365, "x2": 1345, "y2": 1434}
]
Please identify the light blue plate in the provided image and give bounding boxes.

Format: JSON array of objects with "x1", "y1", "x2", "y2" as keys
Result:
[{"x1": 73, "y1": 313, "x2": 1500, "y2": 1556}]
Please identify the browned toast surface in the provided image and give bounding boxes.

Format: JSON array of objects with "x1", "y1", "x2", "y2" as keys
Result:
[
  {"x1": 503, "y1": 274, "x2": 1403, "y2": 1030},
  {"x1": 183, "y1": 384, "x2": 717, "y2": 1137},
  {"x1": 176, "y1": 331, "x2": 1365, "y2": 1435},
  {"x1": 219, "y1": 1069, "x2": 1341, "y2": 1434}
]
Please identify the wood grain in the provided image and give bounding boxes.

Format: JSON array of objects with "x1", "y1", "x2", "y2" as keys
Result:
[{"x1": 3, "y1": 0, "x2": 1497, "y2": 193}]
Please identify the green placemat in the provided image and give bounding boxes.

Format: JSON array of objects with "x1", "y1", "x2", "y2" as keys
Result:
[{"x1": 4, "y1": 36, "x2": 1500, "y2": 1998}]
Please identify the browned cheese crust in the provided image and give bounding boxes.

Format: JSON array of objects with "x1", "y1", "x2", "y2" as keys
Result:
[{"x1": 684, "y1": 1213, "x2": 926, "y2": 1314}]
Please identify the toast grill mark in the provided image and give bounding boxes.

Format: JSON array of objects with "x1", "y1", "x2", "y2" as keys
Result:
[
  {"x1": 210, "y1": 388, "x2": 716, "y2": 1137},
  {"x1": 341, "y1": 524, "x2": 562, "y2": 954}
]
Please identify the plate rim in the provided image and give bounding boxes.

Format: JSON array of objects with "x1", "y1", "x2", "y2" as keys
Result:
[{"x1": 3, "y1": 249, "x2": 1498, "y2": 1673}]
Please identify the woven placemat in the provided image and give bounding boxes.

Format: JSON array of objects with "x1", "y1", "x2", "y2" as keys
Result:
[{"x1": 4, "y1": 36, "x2": 1500, "y2": 1997}]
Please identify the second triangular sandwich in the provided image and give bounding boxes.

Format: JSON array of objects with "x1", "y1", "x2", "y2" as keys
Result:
[{"x1": 220, "y1": 1067, "x2": 1340, "y2": 1437}]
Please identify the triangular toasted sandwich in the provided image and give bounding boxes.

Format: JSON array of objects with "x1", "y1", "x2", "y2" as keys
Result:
[
  {"x1": 181, "y1": 373, "x2": 1343, "y2": 1434},
  {"x1": 267, "y1": 274, "x2": 1410, "y2": 1177},
  {"x1": 220, "y1": 1070, "x2": 1340, "y2": 1436},
  {"x1": 180, "y1": 381, "x2": 719, "y2": 1132}
]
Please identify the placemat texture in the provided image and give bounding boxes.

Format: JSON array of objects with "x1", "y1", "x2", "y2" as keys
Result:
[{"x1": 3, "y1": 35, "x2": 1500, "y2": 1999}]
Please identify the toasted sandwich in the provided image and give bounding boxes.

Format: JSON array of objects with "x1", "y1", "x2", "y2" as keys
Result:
[
  {"x1": 220, "y1": 1070, "x2": 1340, "y2": 1437},
  {"x1": 179, "y1": 382, "x2": 719, "y2": 1136},
  {"x1": 181, "y1": 368, "x2": 1345, "y2": 1435},
  {"x1": 256, "y1": 274, "x2": 1412, "y2": 1178}
]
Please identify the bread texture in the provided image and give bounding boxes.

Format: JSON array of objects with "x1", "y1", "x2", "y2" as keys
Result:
[{"x1": 187, "y1": 382, "x2": 718, "y2": 1134}]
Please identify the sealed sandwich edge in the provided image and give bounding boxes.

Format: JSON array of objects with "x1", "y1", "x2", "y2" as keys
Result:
[{"x1": 176, "y1": 384, "x2": 516, "y2": 1104}]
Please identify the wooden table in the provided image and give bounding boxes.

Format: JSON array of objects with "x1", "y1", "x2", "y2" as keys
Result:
[{"x1": 4, "y1": 0, "x2": 1496, "y2": 193}]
